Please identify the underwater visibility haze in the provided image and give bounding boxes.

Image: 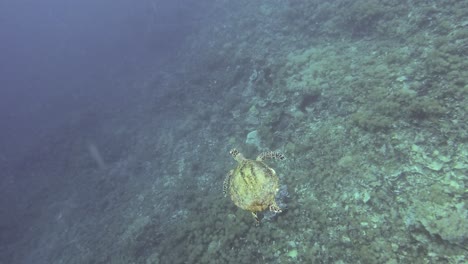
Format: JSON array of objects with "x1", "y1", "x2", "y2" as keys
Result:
[{"x1": 0, "y1": 0, "x2": 467, "y2": 263}]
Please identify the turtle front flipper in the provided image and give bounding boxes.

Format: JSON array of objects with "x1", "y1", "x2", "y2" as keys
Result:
[
  {"x1": 223, "y1": 170, "x2": 232, "y2": 197},
  {"x1": 256, "y1": 151, "x2": 285, "y2": 162}
]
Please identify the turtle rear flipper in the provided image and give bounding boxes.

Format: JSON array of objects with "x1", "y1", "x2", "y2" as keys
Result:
[
  {"x1": 269, "y1": 202, "x2": 282, "y2": 213},
  {"x1": 252, "y1": 212, "x2": 260, "y2": 225},
  {"x1": 256, "y1": 151, "x2": 285, "y2": 162}
]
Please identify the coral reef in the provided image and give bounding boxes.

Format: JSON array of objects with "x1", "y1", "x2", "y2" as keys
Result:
[{"x1": 5, "y1": 0, "x2": 467, "y2": 263}]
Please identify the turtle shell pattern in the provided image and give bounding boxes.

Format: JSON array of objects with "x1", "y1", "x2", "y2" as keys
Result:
[{"x1": 227, "y1": 150, "x2": 281, "y2": 213}]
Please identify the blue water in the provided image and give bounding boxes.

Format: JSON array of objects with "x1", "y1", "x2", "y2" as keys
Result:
[{"x1": 1, "y1": 0, "x2": 467, "y2": 263}]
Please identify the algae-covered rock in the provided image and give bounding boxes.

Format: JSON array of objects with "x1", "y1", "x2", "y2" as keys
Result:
[
  {"x1": 246, "y1": 130, "x2": 261, "y2": 149},
  {"x1": 413, "y1": 202, "x2": 467, "y2": 245},
  {"x1": 287, "y1": 249, "x2": 298, "y2": 259},
  {"x1": 407, "y1": 184, "x2": 468, "y2": 246}
]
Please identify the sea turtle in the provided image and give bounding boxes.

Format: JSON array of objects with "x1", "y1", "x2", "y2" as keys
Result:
[{"x1": 223, "y1": 148, "x2": 285, "y2": 223}]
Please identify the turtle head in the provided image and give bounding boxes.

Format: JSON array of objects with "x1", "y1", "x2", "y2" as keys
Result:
[{"x1": 229, "y1": 148, "x2": 245, "y2": 162}]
